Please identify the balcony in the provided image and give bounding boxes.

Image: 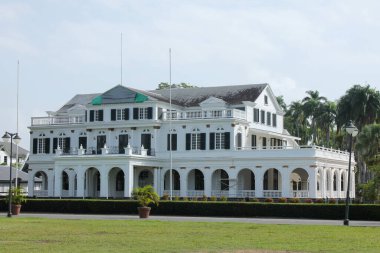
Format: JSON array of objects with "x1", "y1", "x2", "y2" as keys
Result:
[
  {"x1": 31, "y1": 116, "x2": 85, "y2": 126},
  {"x1": 163, "y1": 109, "x2": 246, "y2": 121}
]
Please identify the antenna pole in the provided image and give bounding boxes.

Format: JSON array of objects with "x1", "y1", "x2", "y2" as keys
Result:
[
  {"x1": 169, "y1": 48, "x2": 173, "y2": 201},
  {"x1": 120, "y1": 32, "x2": 123, "y2": 86}
]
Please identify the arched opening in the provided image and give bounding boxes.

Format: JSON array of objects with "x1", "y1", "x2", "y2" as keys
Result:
[
  {"x1": 263, "y1": 168, "x2": 282, "y2": 198},
  {"x1": 164, "y1": 169, "x2": 180, "y2": 196},
  {"x1": 290, "y1": 168, "x2": 309, "y2": 198},
  {"x1": 237, "y1": 169, "x2": 255, "y2": 197},
  {"x1": 333, "y1": 171, "x2": 338, "y2": 191},
  {"x1": 211, "y1": 169, "x2": 229, "y2": 197},
  {"x1": 138, "y1": 170, "x2": 153, "y2": 187},
  {"x1": 34, "y1": 171, "x2": 48, "y2": 197},
  {"x1": 61, "y1": 170, "x2": 69, "y2": 197},
  {"x1": 85, "y1": 167, "x2": 100, "y2": 198},
  {"x1": 340, "y1": 173, "x2": 344, "y2": 191},
  {"x1": 187, "y1": 169, "x2": 204, "y2": 197},
  {"x1": 109, "y1": 167, "x2": 124, "y2": 198}
]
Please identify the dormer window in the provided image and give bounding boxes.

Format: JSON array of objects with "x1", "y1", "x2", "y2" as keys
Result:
[{"x1": 264, "y1": 95, "x2": 268, "y2": 105}]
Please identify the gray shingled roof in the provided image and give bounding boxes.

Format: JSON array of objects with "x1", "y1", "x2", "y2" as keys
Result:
[
  {"x1": 151, "y1": 83, "x2": 268, "y2": 107},
  {"x1": 0, "y1": 142, "x2": 28, "y2": 158},
  {"x1": 0, "y1": 166, "x2": 35, "y2": 182},
  {"x1": 56, "y1": 93, "x2": 100, "y2": 113}
]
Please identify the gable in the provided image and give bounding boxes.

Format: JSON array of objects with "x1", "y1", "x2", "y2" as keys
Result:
[
  {"x1": 199, "y1": 96, "x2": 227, "y2": 107},
  {"x1": 92, "y1": 85, "x2": 149, "y2": 105}
]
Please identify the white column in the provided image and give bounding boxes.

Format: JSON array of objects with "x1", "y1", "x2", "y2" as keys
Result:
[
  {"x1": 68, "y1": 169, "x2": 76, "y2": 197},
  {"x1": 203, "y1": 170, "x2": 212, "y2": 197},
  {"x1": 153, "y1": 167, "x2": 159, "y2": 193},
  {"x1": 308, "y1": 168, "x2": 318, "y2": 198},
  {"x1": 228, "y1": 169, "x2": 238, "y2": 198},
  {"x1": 281, "y1": 167, "x2": 291, "y2": 198},
  {"x1": 337, "y1": 170, "x2": 342, "y2": 198},
  {"x1": 180, "y1": 170, "x2": 188, "y2": 197},
  {"x1": 123, "y1": 163, "x2": 134, "y2": 197},
  {"x1": 28, "y1": 169, "x2": 35, "y2": 197},
  {"x1": 99, "y1": 165, "x2": 109, "y2": 198},
  {"x1": 54, "y1": 166, "x2": 62, "y2": 197},
  {"x1": 255, "y1": 168, "x2": 264, "y2": 198},
  {"x1": 76, "y1": 167, "x2": 85, "y2": 198},
  {"x1": 320, "y1": 167, "x2": 326, "y2": 198}
]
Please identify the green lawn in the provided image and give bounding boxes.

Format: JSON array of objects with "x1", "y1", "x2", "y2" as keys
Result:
[{"x1": 0, "y1": 217, "x2": 379, "y2": 253}]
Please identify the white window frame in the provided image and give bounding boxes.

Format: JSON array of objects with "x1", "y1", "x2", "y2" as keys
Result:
[
  {"x1": 116, "y1": 109, "x2": 125, "y2": 121},
  {"x1": 191, "y1": 133, "x2": 201, "y2": 150},
  {"x1": 139, "y1": 108, "x2": 148, "y2": 120},
  {"x1": 37, "y1": 138, "x2": 46, "y2": 154},
  {"x1": 215, "y1": 132, "x2": 225, "y2": 150}
]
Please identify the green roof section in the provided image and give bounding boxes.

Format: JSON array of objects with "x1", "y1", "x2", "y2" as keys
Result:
[
  {"x1": 135, "y1": 93, "x2": 148, "y2": 103},
  {"x1": 92, "y1": 95, "x2": 103, "y2": 105}
]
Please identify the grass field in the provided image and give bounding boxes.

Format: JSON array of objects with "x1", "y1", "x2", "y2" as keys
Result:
[{"x1": 0, "y1": 217, "x2": 379, "y2": 253}]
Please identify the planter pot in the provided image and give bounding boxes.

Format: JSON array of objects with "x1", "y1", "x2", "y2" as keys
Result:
[
  {"x1": 137, "y1": 206, "x2": 151, "y2": 218},
  {"x1": 11, "y1": 204, "x2": 22, "y2": 215}
]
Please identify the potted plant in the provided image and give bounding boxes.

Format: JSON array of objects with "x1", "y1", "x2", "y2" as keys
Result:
[
  {"x1": 132, "y1": 185, "x2": 159, "y2": 218},
  {"x1": 7, "y1": 187, "x2": 27, "y2": 215}
]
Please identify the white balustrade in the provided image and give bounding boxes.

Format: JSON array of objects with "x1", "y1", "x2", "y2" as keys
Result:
[{"x1": 263, "y1": 190, "x2": 282, "y2": 198}]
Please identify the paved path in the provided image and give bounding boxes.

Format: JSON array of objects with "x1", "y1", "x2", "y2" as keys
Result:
[{"x1": 8, "y1": 212, "x2": 380, "y2": 227}]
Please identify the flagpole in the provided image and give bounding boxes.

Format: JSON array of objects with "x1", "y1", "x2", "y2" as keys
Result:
[
  {"x1": 15, "y1": 60, "x2": 20, "y2": 188},
  {"x1": 120, "y1": 32, "x2": 123, "y2": 86},
  {"x1": 169, "y1": 48, "x2": 173, "y2": 201}
]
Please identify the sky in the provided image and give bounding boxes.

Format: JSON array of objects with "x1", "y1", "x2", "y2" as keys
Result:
[{"x1": 1, "y1": 0, "x2": 380, "y2": 149}]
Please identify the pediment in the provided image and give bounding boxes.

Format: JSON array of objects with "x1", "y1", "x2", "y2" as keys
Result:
[{"x1": 199, "y1": 96, "x2": 226, "y2": 107}]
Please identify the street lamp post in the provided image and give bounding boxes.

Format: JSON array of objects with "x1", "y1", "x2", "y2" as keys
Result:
[
  {"x1": 343, "y1": 121, "x2": 358, "y2": 226},
  {"x1": 2, "y1": 132, "x2": 21, "y2": 218}
]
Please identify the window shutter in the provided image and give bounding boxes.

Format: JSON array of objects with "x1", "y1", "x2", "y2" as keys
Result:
[
  {"x1": 224, "y1": 132, "x2": 230, "y2": 149},
  {"x1": 124, "y1": 108, "x2": 129, "y2": 120},
  {"x1": 167, "y1": 134, "x2": 170, "y2": 151},
  {"x1": 172, "y1": 134, "x2": 177, "y2": 151},
  {"x1": 200, "y1": 133, "x2": 206, "y2": 150},
  {"x1": 33, "y1": 139, "x2": 38, "y2": 154},
  {"x1": 66, "y1": 137, "x2": 71, "y2": 153},
  {"x1": 133, "y1": 108, "x2": 139, "y2": 120},
  {"x1": 85, "y1": 110, "x2": 87, "y2": 122},
  {"x1": 89, "y1": 110, "x2": 94, "y2": 122},
  {"x1": 147, "y1": 107, "x2": 153, "y2": 119},
  {"x1": 209, "y1": 133, "x2": 215, "y2": 150},
  {"x1": 111, "y1": 109, "x2": 116, "y2": 121},
  {"x1": 98, "y1": 110, "x2": 104, "y2": 121},
  {"x1": 45, "y1": 138, "x2": 50, "y2": 154},
  {"x1": 186, "y1": 133, "x2": 191, "y2": 150},
  {"x1": 53, "y1": 138, "x2": 58, "y2": 153}
]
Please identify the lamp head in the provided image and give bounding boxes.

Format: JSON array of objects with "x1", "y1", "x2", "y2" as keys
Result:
[
  {"x1": 13, "y1": 134, "x2": 21, "y2": 145},
  {"x1": 345, "y1": 121, "x2": 358, "y2": 137},
  {"x1": 2, "y1": 133, "x2": 10, "y2": 142}
]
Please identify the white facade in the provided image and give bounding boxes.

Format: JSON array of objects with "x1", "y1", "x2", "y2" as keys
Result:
[{"x1": 27, "y1": 84, "x2": 355, "y2": 199}]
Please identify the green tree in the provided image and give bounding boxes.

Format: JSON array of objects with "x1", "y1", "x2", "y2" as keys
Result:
[
  {"x1": 156, "y1": 82, "x2": 196, "y2": 90},
  {"x1": 286, "y1": 101, "x2": 309, "y2": 144},
  {"x1": 315, "y1": 100, "x2": 336, "y2": 146},
  {"x1": 276, "y1": 95, "x2": 287, "y2": 112}
]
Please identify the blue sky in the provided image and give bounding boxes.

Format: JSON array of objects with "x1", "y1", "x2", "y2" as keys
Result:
[{"x1": 1, "y1": 0, "x2": 380, "y2": 148}]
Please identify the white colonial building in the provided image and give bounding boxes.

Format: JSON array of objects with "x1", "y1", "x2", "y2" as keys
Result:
[{"x1": 27, "y1": 84, "x2": 355, "y2": 199}]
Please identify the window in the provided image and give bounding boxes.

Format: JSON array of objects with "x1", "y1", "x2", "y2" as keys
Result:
[
  {"x1": 186, "y1": 131, "x2": 206, "y2": 150},
  {"x1": 53, "y1": 134, "x2": 71, "y2": 153},
  {"x1": 186, "y1": 111, "x2": 202, "y2": 119},
  {"x1": 262, "y1": 137, "x2": 267, "y2": 149},
  {"x1": 264, "y1": 95, "x2": 268, "y2": 105},
  {"x1": 267, "y1": 112, "x2": 271, "y2": 126},
  {"x1": 272, "y1": 113, "x2": 277, "y2": 127},
  {"x1": 89, "y1": 110, "x2": 103, "y2": 122},
  {"x1": 260, "y1": 110, "x2": 265, "y2": 124},
  {"x1": 251, "y1": 135, "x2": 257, "y2": 148},
  {"x1": 111, "y1": 108, "x2": 129, "y2": 121},
  {"x1": 133, "y1": 107, "x2": 153, "y2": 120},
  {"x1": 253, "y1": 108, "x2": 259, "y2": 123},
  {"x1": 167, "y1": 133, "x2": 177, "y2": 151},
  {"x1": 211, "y1": 110, "x2": 222, "y2": 118},
  {"x1": 3, "y1": 156, "x2": 7, "y2": 164},
  {"x1": 33, "y1": 137, "x2": 50, "y2": 154},
  {"x1": 210, "y1": 132, "x2": 230, "y2": 150}
]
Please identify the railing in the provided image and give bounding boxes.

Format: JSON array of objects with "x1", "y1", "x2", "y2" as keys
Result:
[
  {"x1": 292, "y1": 190, "x2": 309, "y2": 198},
  {"x1": 236, "y1": 190, "x2": 256, "y2": 198},
  {"x1": 263, "y1": 190, "x2": 282, "y2": 198},
  {"x1": 31, "y1": 116, "x2": 85, "y2": 126},
  {"x1": 62, "y1": 190, "x2": 70, "y2": 197},
  {"x1": 164, "y1": 109, "x2": 246, "y2": 121},
  {"x1": 163, "y1": 190, "x2": 181, "y2": 197},
  {"x1": 211, "y1": 190, "x2": 229, "y2": 197},
  {"x1": 59, "y1": 146, "x2": 155, "y2": 156},
  {"x1": 33, "y1": 190, "x2": 49, "y2": 197},
  {"x1": 187, "y1": 190, "x2": 205, "y2": 197}
]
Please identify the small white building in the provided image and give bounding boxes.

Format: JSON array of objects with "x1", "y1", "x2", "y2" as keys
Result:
[
  {"x1": 0, "y1": 142, "x2": 28, "y2": 166},
  {"x1": 27, "y1": 84, "x2": 355, "y2": 199}
]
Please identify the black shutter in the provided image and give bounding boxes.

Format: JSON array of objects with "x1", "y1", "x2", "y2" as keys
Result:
[
  {"x1": 53, "y1": 138, "x2": 58, "y2": 153},
  {"x1": 85, "y1": 110, "x2": 87, "y2": 122},
  {"x1": 111, "y1": 109, "x2": 116, "y2": 121},
  {"x1": 200, "y1": 133, "x2": 206, "y2": 150},
  {"x1": 167, "y1": 134, "x2": 170, "y2": 151},
  {"x1": 133, "y1": 108, "x2": 139, "y2": 120},
  {"x1": 224, "y1": 132, "x2": 230, "y2": 149},
  {"x1": 89, "y1": 110, "x2": 94, "y2": 122},
  {"x1": 186, "y1": 133, "x2": 191, "y2": 150},
  {"x1": 124, "y1": 108, "x2": 129, "y2": 120},
  {"x1": 65, "y1": 137, "x2": 71, "y2": 153},
  {"x1": 79, "y1": 137, "x2": 87, "y2": 149},
  {"x1": 33, "y1": 138, "x2": 37, "y2": 154},
  {"x1": 45, "y1": 138, "x2": 50, "y2": 154},
  {"x1": 210, "y1": 133, "x2": 215, "y2": 150},
  {"x1": 147, "y1": 107, "x2": 153, "y2": 119},
  {"x1": 98, "y1": 110, "x2": 103, "y2": 121},
  {"x1": 172, "y1": 134, "x2": 177, "y2": 151}
]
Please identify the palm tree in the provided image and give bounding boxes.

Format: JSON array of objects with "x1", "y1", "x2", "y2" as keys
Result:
[
  {"x1": 316, "y1": 101, "x2": 336, "y2": 146},
  {"x1": 302, "y1": 90, "x2": 327, "y2": 144},
  {"x1": 286, "y1": 101, "x2": 309, "y2": 144}
]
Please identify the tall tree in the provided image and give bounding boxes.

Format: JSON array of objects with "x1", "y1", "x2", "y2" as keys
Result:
[
  {"x1": 302, "y1": 90, "x2": 327, "y2": 144},
  {"x1": 286, "y1": 101, "x2": 309, "y2": 144},
  {"x1": 315, "y1": 100, "x2": 336, "y2": 146},
  {"x1": 276, "y1": 95, "x2": 287, "y2": 112},
  {"x1": 156, "y1": 82, "x2": 196, "y2": 90}
]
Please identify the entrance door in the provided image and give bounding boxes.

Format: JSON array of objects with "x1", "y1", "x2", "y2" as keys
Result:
[
  {"x1": 141, "y1": 134, "x2": 151, "y2": 155},
  {"x1": 97, "y1": 135, "x2": 106, "y2": 154},
  {"x1": 119, "y1": 134, "x2": 129, "y2": 154}
]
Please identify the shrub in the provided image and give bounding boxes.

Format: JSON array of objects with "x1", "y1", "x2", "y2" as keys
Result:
[
  {"x1": 182, "y1": 197, "x2": 188, "y2": 201},
  {"x1": 304, "y1": 199, "x2": 313, "y2": 203},
  {"x1": 131, "y1": 185, "x2": 159, "y2": 207},
  {"x1": 210, "y1": 196, "x2": 217, "y2": 201},
  {"x1": 315, "y1": 198, "x2": 324, "y2": 203},
  {"x1": 162, "y1": 194, "x2": 169, "y2": 200},
  {"x1": 220, "y1": 196, "x2": 227, "y2": 202},
  {"x1": 174, "y1": 196, "x2": 180, "y2": 201},
  {"x1": 289, "y1": 198, "x2": 300, "y2": 203},
  {"x1": 278, "y1": 197, "x2": 287, "y2": 203},
  {"x1": 201, "y1": 195, "x2": 208, "y2": 201},
  {"x1": 249, "y1": 198, "x2": 259, "y2": 202},
  {"x1": 264, "y1": 198, "x2": 273, "y2": 203},
  {"x1": 328, "y1": 198, "x2": 337, "y2": 204}
]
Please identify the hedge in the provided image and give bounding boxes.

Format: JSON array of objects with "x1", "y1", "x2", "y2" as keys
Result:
[{"x1": 1, "y1": 199, "x2": 379, "y2": 220}]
